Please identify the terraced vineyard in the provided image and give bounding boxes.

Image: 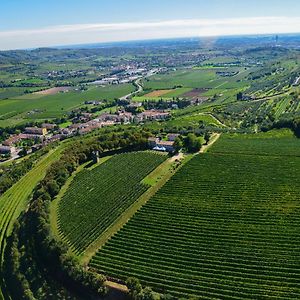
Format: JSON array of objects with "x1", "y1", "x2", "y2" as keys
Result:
[
  {"x1": 90, "y1": 131, "x2": 300, "y2": 299},
  {"x1": 58, "y1": 151, "x2": 166, "y2": 254}
]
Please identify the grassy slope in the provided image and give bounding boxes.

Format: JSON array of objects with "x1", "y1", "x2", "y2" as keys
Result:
[{"x1": 0, "y1": 144, "x2": 67, "y2": 299}]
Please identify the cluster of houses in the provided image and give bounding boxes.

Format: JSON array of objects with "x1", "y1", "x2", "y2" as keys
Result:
[
  {"x1": 98, "y1": 110, "x2": 171, "y2": 124},
  {"x1": 2, "y1": 126, "x2": 49, "y2": 147},
  {"x1": 0, "y1": 125, "x2": 54, "y2": 157},
  {"x1": 0, "y1": 108, "x2": 172, "y2": 161}
]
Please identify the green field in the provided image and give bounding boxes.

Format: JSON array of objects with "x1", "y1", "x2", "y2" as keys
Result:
[
  {"x1": 90, "y1": 130, "x2": 300, "y2": 299},
  {"x1": 57, "y1": 151, "x2": 167, "y2": 255},
  {"x1": 167, "y1": 113, "x2": 223, "y2": 128},
  {"x1": 144, "y1": 69, "x2": 217, "y2": 90},
  {"x1": 0, "y1": 84, "x2": 134, "y2": 127},
  {"x1": 211, "y1": 129, "x2": 300, "y2": 156},
  {"x1": 133, "y1": 88, "x2": 193, "y2": 102},
  {"x1": 143, "y1": 69, "x2": 248, "y2": 91}
]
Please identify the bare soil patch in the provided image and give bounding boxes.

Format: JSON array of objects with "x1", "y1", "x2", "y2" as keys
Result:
[
  {"x1": 34, "y1": 86, "x2": 72, "y2": 96},
  {"x1": 182, "y1": 88, "x2": 210, "y2": 99},
  {"x1": 144, "y1": 89, "x2": 173, "y2": 97}
]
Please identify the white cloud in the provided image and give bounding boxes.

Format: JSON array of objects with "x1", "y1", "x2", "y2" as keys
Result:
[{"x1": 0, "y1": 17, "x2": 300, "y2": 50}]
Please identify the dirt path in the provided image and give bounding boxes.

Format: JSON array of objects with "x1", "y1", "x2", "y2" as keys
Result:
[
  {"x1": 200, "y1": 133, "x2": 221, "y2": 153},
  {"x1": 170, "y1": 151, "x2": 184, "y2": 162},
  {"x1": 105, "y1": 281, "x2": 128, "y2": 293}
]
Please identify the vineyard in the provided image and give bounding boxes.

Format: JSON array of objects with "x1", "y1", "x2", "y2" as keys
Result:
[
  {"x1": 90, "y1": 130, "x2": 300, "y2": 299},
  {"x1": 210, "y1": 129, "x2": 300, "y2": 157},
  {"x1": 57, "y1": 151, "x2": 166, "y2": 254}
]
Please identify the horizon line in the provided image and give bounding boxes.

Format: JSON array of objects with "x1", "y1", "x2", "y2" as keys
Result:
[
  {"x1": 1, "y1": 16, "x2": 300, "y2": 51},
  {"x1": 1, "y1": 32, "x2": 300, "y2": 52}
]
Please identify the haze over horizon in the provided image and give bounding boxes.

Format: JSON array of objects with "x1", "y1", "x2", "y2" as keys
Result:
[{"x1": 1, "y1": 0, "x2": 300, "y2": 50}]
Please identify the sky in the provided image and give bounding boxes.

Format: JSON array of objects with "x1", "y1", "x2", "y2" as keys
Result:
[{"x1": 0, "y1": 0, "x2": 300, "y2": 50}]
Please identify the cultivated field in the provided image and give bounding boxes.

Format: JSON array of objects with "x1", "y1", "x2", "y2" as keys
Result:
[
  {"x1": 182, "y1": 88, "x2": 210, "y2": 99},
  {"x1": 90, "y1": 130, "x2": 300, "y2": 299},
  {"x1": 34, "y1": 86, "x2": 72, "y2": 95},
  {"x1": 143, "y1": 89, "x2": 173, "y2": 97},
  {"x1": 0, "y1": 84, "x2": 134, "y2": 127},
  {"x1": 143, "y1": 69, "x2": 248, "y2": 91},
  {"x1": 57, "y1": 151, "x2": 166, "y2": 254}
]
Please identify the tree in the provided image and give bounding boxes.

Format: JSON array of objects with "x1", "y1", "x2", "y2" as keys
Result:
[
  {"x1": 204, "y1": 132, "x2": 211, "y2": 145},
  {"x1": 184, "y1": 133, "x2": 202, "y2": 152},
  {"x1": 293, "y1": 118, "x2": 300, "y2": 137},
  {"x1": 46, "y1": 180, "x2": 60, "y2": 198},
  {"x1": 126, "y1": 277, "x2": 143, "y2": 299},
  {"x1": 139, "y1": 287, "x2": 159, "y2": 300},
  {"x1": 237, "y1": 92, "x2": 243, "y2": 100},
  {"x1": 173, "y1": 137, "x2": 183, "y2": 153}
]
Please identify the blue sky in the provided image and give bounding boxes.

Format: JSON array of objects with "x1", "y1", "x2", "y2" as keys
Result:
[{"x1": 0, "y1": 0, "x2": 300, "y2": 49}]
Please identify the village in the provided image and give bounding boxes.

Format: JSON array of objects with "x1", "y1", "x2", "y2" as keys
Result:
[{"x1": 0, "y1": 105, "x2": 173, "y2": 162}]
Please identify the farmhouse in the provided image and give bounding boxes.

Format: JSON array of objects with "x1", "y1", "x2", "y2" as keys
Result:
[
  {"x1": 25, "y1": 127, "x2": 47, "y2": 136},
  {"x1": 156, "y1": 140, "x2": 175, "y2": 152},
  {"x1": 148, "y1": 137, "x2": 175, "y2": 152}
]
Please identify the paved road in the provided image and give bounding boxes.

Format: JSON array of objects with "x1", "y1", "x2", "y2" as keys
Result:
[{"x1": 120, "y1": 69, "x2": 158, "y2": 101}]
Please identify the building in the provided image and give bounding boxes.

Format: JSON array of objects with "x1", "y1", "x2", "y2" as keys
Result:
[
  {"x1": 98, "y1": 111, "x2": 133, "y2": 124},
  {"x1": 148, "y1": 137, "x2": 175, "y2": 153},
  {"x1": 84, "y1": 100, "x2": 101, "y2": 105},
  {"x1": 167, "y1": 133, "x2": 180, "y2": 141},
  {"x1": 25, "y1": 127, "x2": 47, "y2": 136},
  {"x1": 148, "y1": 137, "x2": 158, "y2": 148},
  {"x1": 3, "y1": 135, "x2": 23, "y2": 146},
  {"x1": 156, "y1": 141, "x2": 175, "y2": 152},
  {"x1": 0, "y1": 145, "x2": 12, "y2": 155},
  {"x1": 138, "y1": 110, "x2": 170, "y2": 121},
  {"x1": 42, "y1": 123, "x2": 56, "y2": 130}
]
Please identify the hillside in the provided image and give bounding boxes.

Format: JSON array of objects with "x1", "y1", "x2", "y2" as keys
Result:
[
  {"x1": 57, "y1": 151, "x2": 167, "y2": 254},
  {"x1": 90, "y1": 130, "x2": 300, "y2": 299}
]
